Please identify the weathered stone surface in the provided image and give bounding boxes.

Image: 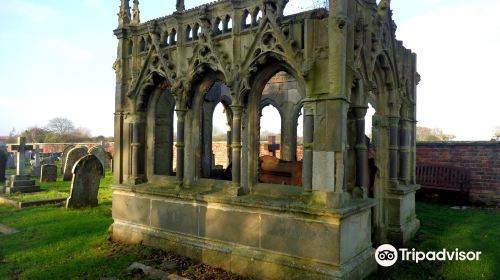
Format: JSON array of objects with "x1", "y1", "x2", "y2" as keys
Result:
[
  {"x1": 60, "y1": 144, "x2": 75, "y2": 174},
  {"x1": 40, "y1": 164, "x2": 57, "y2": 182},
  {"x1": 63, "y1": 147, "x2": 88, "y2": 181},
  {"x1": 89, "y1": 146, "x2": 108, "y2": 171},
  {"x1": 66, "y1": 154, "x2": 103, "y2": 208},
  {"x1": 5, "y1": 137, "x2": 39, "y2": 194},
  {"x1": 111, "y1": 0, "x2": 419, "y2": 278}
]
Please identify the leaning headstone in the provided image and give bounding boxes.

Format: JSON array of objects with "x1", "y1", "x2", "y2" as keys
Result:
[
  {"x1": 5, "y1": 137, "x2": 40, "y2": 194},
  {"x1": 0, "y1": 147, "x2": 7, "y2": 183},
  {"x1": 66, "y1": 155, "x2": 103, "y2": 208},
  {"x1": 63, "y1": 147, "x2": 88, "y2": 181},
  {"x1": 89, "y1": 146, "x2": 108, "y2": 172},
  {"x1": 40, "y1": 164, "x2": 57, "y2": 182},
  {"x1": 60, "y1": 144, "x2": 76, "y2": 174}
]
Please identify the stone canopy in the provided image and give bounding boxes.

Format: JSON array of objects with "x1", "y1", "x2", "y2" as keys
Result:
[{"x1": 110, "y1": 0, "x2": 420, "y2": 279}]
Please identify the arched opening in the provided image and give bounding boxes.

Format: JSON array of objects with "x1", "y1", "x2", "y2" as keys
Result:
[
  {"x1": 193, "y1": 23, "x2": 201, "y2": 40},
  {"x1": 139, "y1": 37, "x2": 146, "y2": 52},
  {"x1": 146, "y1": 36, "x2": 152, "y2": 51},
  {"x1": 127, "y1": 39, "x2": 133, "y2": 55},
  {"x1": 243, "y1": 10, "x2": 251, "y2": 29},
  {"x1": 259, "y1": 104, "x2": 281, "y2": 159},
  {"x1": 253, "y1": 8, "x2": 262, "y2": 26},
  {"x1": 212, "y1": 102, "x2": 232, "y2": 172},
  {"x1": 214, "y1": 17, "x2": 222, "y2": 35},
  {"x1": 185, "y1": 25, "x2": 192, "y2": 41},
  {"x1": 149, "y1": 88, "x2": 176, "y2": 177},
  {"x1": 170, "y1": 28, "x2": 177, "y2": 45},
  {"x1": 200, "y1": 80, "x2": 233, "y2": 180},
  {"x1": 162, "y1": 31, "x2": 169, "y2": 46},
  {"x1": 223, "y1": 15, "x2": 232, "y2": 33},
  {"x1": 248, "y1": 68, "x2": 305, "y2": 188}
]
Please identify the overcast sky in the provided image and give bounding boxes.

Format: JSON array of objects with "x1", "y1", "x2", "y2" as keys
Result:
[{"x1": 0, "y1": 0, "x2": 498, "y2": 140}]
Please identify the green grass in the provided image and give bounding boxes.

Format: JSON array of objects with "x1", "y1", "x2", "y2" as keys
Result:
[
  {"x1": 369, "y1": 203, "x2": 500, "y2": 280},
  {"x1": 1, "y1": 171, "x2": 499, "y2": 279}
]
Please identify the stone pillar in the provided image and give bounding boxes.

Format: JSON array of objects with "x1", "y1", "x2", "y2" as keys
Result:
[
  {"x1": 302, "y1": 102, "x2": 314, "y2": 192},
  {"x1": 388, "y1": 116, "x2": 399, "y2": 187},
  {"x1": 175, "y1": 108, "x2": 187, "y2": 183},
  {"x1": 353, "y1": 107, "x2": 368, "y2": 197},
  {"x1": 231, "y1": 105, "x2": 243, "y2": 187},
  {"x1": 409, "y1": 118, "x2": 417, "y2": 184},
  {"x1": 130, "y1": 120, "x2": 141, "y2": 184},
  {"x1": 399, "y1": 118, "x2": 410, "y2": 184}
]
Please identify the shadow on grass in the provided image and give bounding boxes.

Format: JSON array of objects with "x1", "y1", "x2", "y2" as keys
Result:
[{"x1": 369, "y1": 202, "x2": 500, "y2": 279}]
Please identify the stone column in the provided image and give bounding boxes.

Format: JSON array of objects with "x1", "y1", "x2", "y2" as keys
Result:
[
  {"x1": 130, "y1": 119, "x2": 141, "y2": 184},
  {"x1": 302, "y1": 103, "x2": 314, "y2": 192},
  {"x1": 388, "y1": 116, "x2": 399, "y2": 187},
  {"x1": 399, "y1": 118, "x2": 410, "y2": 184},
  {"x1": 353, "y1": 107, "x2": 368, "y2": 197},
  {"x1": 231, "y1": 105, "x2": 243, "y2": 186},
  {"x1": 175, "y1": 108, "x2": 187, "y2": 183}
]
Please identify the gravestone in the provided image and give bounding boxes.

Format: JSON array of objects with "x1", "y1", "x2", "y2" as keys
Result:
[
  {"x1": 60, "y1": 144, "x2": 76, "y2": 174},
  {"x1": 0, "y1": 147, "x2": 7, "y2": 183},
  {"x1": 66, "y1": 155, "x2": 103, "y2": 208},
  {"x1": 30, "y1": 145, "x2": 42, "y2": 177},
  {"x1": 6, "y1": 154, "x2": 16, "y2": 169},
  {"x1": 40, "y1": 156, "x2": 55, "y2": 165},
  {"x1": 63, "y1": 147, "x2": 88, "y2": 181},
  {"x1": 5, "y1": 137, "x2": 40, "y2": 194},
  {"x1": 89, "y1": 146, "x2": 108, "y2": 171},
  {"x1": 41, "y1": 164, "x2": 57, "y2": 182},
  {"x1": 265, "y1": 136, "x2": 280, "y2": 157}
]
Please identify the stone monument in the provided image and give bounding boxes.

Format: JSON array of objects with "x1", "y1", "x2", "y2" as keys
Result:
[
  {"x1": 110, "y1": 0, "x2": 420, "y2": 278},
  {"x1": 60, "y1": 144, "x2": 76, "y2": 174},
  {"x1": 5, "y1": 137, "x2": 40, "y2": 194},
  {"x1": 89, "y1": 146, "x2": 108, "y2": 172},
  {"x1": 66, "y1": 155, "x2": 103, "y2": 208},
  {"x1": 29, "y1": 145, "x2": 42, "y2": 177},
  {"x1": 40, "y1": 164, "x2": 57, "y2": 182},
  {"x1": 63, "y1": 147, "x2": 88, "y2": 181}
]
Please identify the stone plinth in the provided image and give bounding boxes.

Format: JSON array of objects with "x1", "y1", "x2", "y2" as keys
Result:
[
  {"x1": 111, "y1": 185, "x2": 377, "y2": 280},
  {"x1": 5, "y1": 175, "x2": 40, "y2": 194}
]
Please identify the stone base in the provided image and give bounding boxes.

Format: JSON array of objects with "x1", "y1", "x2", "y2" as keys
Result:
[
  {"x1": 5, "y1": 175, "x2": 40, "y2": 194},
  {"x1": 385, "y1": 184, "x2": 421, "y2": 245},
  {"x1": 111, "y1": 185, "x2": 377, "y2": 280}
]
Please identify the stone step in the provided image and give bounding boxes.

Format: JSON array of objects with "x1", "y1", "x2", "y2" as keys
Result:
[
  {"x1": 6, "y1": 185, "x2": 40, "y2": 194},
  {"x1": 12, "y1": 180, "x2": 36, "y2": 187}
]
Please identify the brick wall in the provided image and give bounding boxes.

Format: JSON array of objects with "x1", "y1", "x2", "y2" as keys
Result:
[
  {"x1": 416, "y1": 141, "x2": 500, "y2": 206},
  {"x1": 7, "y1": 142, "x2": 114, "y2": 156}
]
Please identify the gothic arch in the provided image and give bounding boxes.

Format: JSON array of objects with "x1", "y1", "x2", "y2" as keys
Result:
[{"x1": 242, "y1": 54, "x2": 304, "y2": 188}]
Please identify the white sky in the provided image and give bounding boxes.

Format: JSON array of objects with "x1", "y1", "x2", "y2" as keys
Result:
[{"x1": 0, "y1": 0, "x2": 498, "y2": 140}]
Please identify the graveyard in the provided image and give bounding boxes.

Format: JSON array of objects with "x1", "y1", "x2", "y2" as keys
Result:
[{"x1": 1, "y1": 0, "x2": 500, "y2": 279}]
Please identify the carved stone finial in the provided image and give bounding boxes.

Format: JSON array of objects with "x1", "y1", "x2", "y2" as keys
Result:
[
  {"x1": 118, "y1": 0, "x2": 131, "y2": 26},
  {"x1": 132, "y1": 0, "x2": 140, "y2": 25},
  {"x1": 176, "y1": 0, "x2": 185, "y2": 12}
]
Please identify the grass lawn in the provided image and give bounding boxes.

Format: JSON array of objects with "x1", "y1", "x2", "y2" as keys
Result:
[
  {"x1": 369, "y1": 202, "x2": 500, "y2": 279},
  {"x1": 1, "y1": 169, "x2": 499, "y2": 279}
]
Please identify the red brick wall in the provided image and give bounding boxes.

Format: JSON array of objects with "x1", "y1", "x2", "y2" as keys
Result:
[
  {"x1": 7, "y1": 142, "x2": 114, "y2": 155},
  {"x1": 416, "y1": 142, "x2": 500, "y2": 206}
]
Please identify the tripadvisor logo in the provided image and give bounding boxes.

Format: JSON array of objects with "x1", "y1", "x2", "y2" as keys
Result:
[{"x1": 375, "y1": 244, "x2": 482, "y2": 267}]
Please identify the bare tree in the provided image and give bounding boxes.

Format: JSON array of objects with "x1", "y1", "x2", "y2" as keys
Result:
[
  {"x1": 416, "y1": 127, "x2": 456, "y2": 141},
  {"x1": 46, "y1": 117, "x2": 75, "y2": 135}
]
